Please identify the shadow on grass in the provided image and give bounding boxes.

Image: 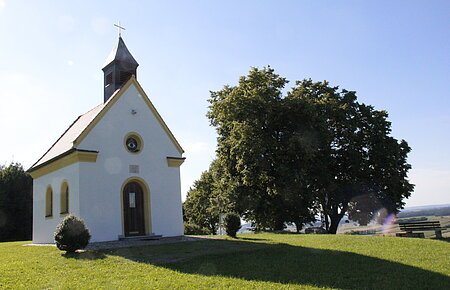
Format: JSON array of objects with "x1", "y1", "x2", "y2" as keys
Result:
[
  {"x1": 441, "y1": 237, "x2": 450, "y2": 243},
  {"x1": 108, "y1": 238, "x2": 450, "y2": 289},
  {"x1": 236, "y1": 237, "x2": 269, "y2": 241},
  {"x1": 62, "y1": 250, "x2": 106, "y2": 260}
]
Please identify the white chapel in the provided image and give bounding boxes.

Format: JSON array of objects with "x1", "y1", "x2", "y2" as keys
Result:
[{"x1": 28, "y1": 36, "x2": 185, "y2": 243}]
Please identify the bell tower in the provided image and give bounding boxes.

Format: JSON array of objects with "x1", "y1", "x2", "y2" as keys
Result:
[{"x1": 102, "y1": 36, "x2": 139, "y2": 102}]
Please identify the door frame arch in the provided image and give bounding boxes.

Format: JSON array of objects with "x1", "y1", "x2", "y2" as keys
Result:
[{"x1": 120, "y1": 177, "x2": 151, "y2": 236}]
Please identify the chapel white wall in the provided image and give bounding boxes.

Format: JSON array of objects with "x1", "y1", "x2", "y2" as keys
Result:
[
  {"x1": 32, "y1": 163, "x2": 80, "y2": 244},
  {"x1": 77, "y1": 83, "x2": 184, "y2": 242}
]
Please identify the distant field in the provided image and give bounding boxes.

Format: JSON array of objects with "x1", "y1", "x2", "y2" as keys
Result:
[{"x1": 1, "y1": 234, "x2": 449, "y2": 289}]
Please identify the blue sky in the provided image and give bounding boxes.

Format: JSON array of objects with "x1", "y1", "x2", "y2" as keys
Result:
[{"x1": 0, "y1": 0, "x2": 449, "y2": 207}]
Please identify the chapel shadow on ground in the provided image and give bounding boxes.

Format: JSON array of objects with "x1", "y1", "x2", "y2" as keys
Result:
[{"x1": 106, "y1": 238, "x2": 450, "y2": 289}]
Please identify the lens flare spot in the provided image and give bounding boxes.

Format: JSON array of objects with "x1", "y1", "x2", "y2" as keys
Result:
[
  {"x1": 382, "y1": 212, "x2": 397, "y2": 235},
  {"x1": 104, "y1": 157, "x2": 122, "y2": 175}
]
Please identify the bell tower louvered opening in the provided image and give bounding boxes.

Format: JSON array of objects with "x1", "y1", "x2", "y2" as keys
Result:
[
  {"x1": 105, "y1": 73, "x2": 113, "y2": 87},
  {"x1": 120, "y1": 71, "x2": 133, "y2": 84}
]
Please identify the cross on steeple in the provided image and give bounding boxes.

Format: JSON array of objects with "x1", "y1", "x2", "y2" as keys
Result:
[{"x1": 114, "y1": 21, "x2": 126, "y2": 37}]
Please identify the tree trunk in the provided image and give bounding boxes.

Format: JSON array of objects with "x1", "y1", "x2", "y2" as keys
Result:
[
  {"x1": 328, "y1": 205, "x2": 348, "y2": 234},
  {"x1": 324, "y1": 214, "x2": 330, "y2": 232},
  {"x1": 328, "y1": 215, "x2": 341, "y2": 234},
  {"x1": 295, "y1": 221, "x2": 303, "y2": 233},
  {"x1": 325, "y1": 200, "x2": 349, "y2": 234},
  {"x1": 272, "y1": 216, "x2": 285, "y2": 231}
]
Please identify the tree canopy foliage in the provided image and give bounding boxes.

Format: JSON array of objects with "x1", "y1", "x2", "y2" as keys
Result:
[
  {"x1": 183, "y1": 167, "x2": 219, "y2": 234},
  {"x1": 183, "y1": 160, "x2": 232, "y2": 234},
  {"x1": 184, "y1": 67, "x2": 414, "y2": 234},
  {"x1": 0, "y1": 163, "x2": 33, "y2": 241}
]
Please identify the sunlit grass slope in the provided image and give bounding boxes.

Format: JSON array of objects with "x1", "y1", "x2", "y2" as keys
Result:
[{"x1": 1, "y1": 234, "x2": 449, "y2": 289}]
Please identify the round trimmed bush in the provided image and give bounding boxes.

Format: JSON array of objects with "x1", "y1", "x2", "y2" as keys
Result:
[
  {"x1": 54, "y1": 215, "x2": 91, "y2": 252},
  {"x1": 224, "y1": 212, "x2": 241, "y2": 238}
]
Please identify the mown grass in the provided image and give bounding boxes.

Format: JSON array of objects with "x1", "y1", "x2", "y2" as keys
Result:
[{"x1": 0, "y1": 234, "x2": 449, "y2": 289}]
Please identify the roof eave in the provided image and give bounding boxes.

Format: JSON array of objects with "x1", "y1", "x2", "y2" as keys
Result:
[{"x1": 28, "y1": 148, "x2": 99, "y2": 174}]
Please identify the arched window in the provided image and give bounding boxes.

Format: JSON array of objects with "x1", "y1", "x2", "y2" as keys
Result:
[
  {"x1": 60, "y1": 182, "x2": 69, "y2": 214},
  {"x1": 45, "y1": 187, "x2": 53, "y2": 217}
]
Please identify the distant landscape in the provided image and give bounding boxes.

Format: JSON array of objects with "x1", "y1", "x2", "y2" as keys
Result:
[
  {"x1": 338, "y1": 204, "x2": 450, "y2": 238},
  {"x1": 399, "y1": 204, "x2": 450, "y2": 218},
  {"x1": 239, "y1": 203, "x2": 450, "y2": 239}
]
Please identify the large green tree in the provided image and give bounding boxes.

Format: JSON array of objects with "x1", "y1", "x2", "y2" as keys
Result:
[
  {"x1": 0, "y1": 163, "x2": 33, "y2": 241},
  {"x1": 205, "y1": 67, "x2": 413, "y2": 233},
  {"x1": 288, "y1": 79, "x2": 414, "y2": 233},
  {"x1": 207, "y1": 67, "x2": 318, "y2": 231},
  {"x1": 281, "y1": 89, "x2": 324, "y2": 231}
]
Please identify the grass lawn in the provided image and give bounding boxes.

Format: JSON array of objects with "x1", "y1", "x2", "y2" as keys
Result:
[{"x1": 1, "y1": 234, "x2": 449, "y2": 289}]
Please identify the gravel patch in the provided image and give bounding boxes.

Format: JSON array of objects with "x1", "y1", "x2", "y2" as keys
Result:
[
  {"x1": 86, "y1": 235, "x2": 205, "y2": 250},
  {"x1": 23, "y1": 235, "x2": 217, "y2": 250}
]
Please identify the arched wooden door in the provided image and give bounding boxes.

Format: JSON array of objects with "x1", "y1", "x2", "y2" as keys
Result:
[{"x1": 123, "y1": 181, "x2": 145, "y2": 236}]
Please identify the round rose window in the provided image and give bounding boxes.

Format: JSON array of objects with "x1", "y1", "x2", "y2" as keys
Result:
[{"x1": 124, "y1": 133, "x2": 143, "y2": 153}]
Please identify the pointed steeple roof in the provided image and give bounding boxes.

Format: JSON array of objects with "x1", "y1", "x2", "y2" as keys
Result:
[
  {"x1": 102, "y1": 36, "x2": 139, "y2": 102},
  {"x1": 102, "y1": 36, "x2": 139, "y2": 69}
]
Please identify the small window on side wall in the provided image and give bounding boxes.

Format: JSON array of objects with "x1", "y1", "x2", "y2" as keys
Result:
[
  {"x1": 45, "y1": 187, "x2": 53, "y2": 218},
  {"x1": 60, "y1": 182, "x2": 69, "y2": 214}
]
